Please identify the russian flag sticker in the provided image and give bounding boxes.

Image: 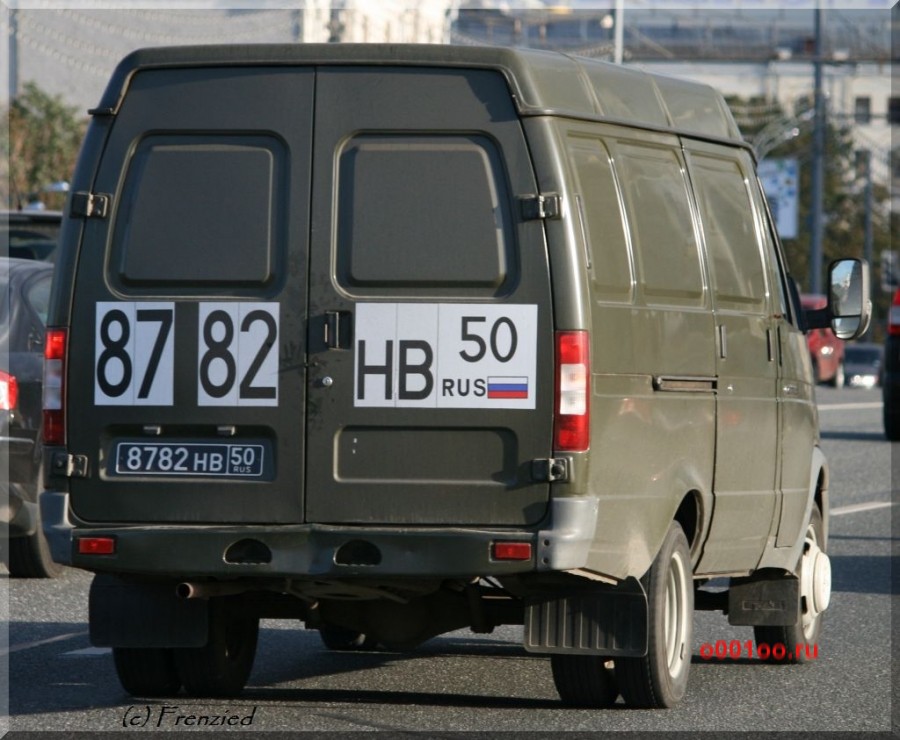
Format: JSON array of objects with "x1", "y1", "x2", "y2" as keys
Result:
[{"x1": 487, "y1": 377, "x2": 529, "y2": 400}]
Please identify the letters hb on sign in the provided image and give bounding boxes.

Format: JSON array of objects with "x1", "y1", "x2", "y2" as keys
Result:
[{"x1": 353, "y1": 303, "x2": 537, "y2": 410}]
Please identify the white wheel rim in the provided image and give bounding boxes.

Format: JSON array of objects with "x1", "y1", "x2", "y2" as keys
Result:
[
  {"x1": 664, "y1": 551, "x2": 689, "y2": 676},
  {"x1": 799, "y1": 521, "x2": 826, "y2": 639}
]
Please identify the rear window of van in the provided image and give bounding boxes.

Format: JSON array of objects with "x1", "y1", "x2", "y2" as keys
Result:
[{"x1": 111, "y1": 135, "x2": 285, "y2": 289}]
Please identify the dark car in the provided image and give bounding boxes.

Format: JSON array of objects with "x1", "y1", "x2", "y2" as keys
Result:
[
  {"x1": 883, "y1": 289, "x2": 900, "y2": 440},
  {"x1": 1, "y1": 258, "x2": 62, "y2": 577},
  {"x1": 843, "y1": 343, "x2": 883, "y2": 389},
  {"x1": 2, "y1": 209, "x2": 63, "y2": 262}
]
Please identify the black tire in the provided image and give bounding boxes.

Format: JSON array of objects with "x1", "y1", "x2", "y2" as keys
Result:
[
  {"x1": 319, "y1": 626, "x2": 379, "y2": 651},
  {"x1": 8, "y1": 470, "x2": 63, "y2": 579},
  {"x1": 829, "y1": 362, "x2": 845, "y2": 388},
  {"x1": 551, "y1": 654, "x2": 619, "y2": 708},
  {"x1": 810, "y1": 357, "x2": 820, "y2": 384},
  {"x1": 173, "y1": 601, "x2": 258, "y2": 697},
  {"x1": 884, "y1": 409, "x2": 900, "y2": 441},
  {"x1": 113, "y1": 647, "x2": 182, "y2": 697},
  {"x1": 755, "y1": 505, "x2": 826, "y2": 664},
  {"x1": 615, "y1": 521, "x2": 693, "y2": 708}
]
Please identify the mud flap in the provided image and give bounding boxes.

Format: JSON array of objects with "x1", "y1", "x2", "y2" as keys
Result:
[
  {"x1": 523, "y1": 576, "x2": 647, "y2": 656},
  {"x1": 728, "y1": 571, "x2": 800, "y2": 626},
  {"x1": 89, "y1": 574, "x2": 208, "y2": 648}
]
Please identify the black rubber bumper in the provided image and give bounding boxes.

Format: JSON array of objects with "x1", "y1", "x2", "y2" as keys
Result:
[{"x1": 41, "y1": 491, "x2": 543, "y2": 579}]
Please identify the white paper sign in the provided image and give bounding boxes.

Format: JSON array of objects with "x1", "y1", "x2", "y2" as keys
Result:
[
  {"x1": 197, "y1": 302, "x2": 279, "y2": 407},
  {"x1": 354, "y1": 303, "x2": 538, "y2": 409},
  {"x1": 94, "y1": 302, "x2": 174, "y2": 406}
]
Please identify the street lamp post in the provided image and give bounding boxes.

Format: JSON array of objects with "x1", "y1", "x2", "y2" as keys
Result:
[
  {"x1": 752, "y1": 107, "x2": 815, "y2": 161},
  {"x1": 614, "y1": 0, "x2": 624, "y2": 65},
  {"x1": 809, "y1": 6, "x2": 826, "y2": 295}
]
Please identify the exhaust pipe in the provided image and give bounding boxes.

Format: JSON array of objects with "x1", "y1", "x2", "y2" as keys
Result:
[{"x1": 175, "y1": 581, "x2": 248, "y2": 600}]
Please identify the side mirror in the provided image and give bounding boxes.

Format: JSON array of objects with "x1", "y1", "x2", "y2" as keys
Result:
[{"x1": 828, "y1": 258, "x2": 871, "y2": 340}]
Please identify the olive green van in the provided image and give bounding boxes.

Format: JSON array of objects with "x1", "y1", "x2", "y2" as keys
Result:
[{"x1": 41, "y1": 44, "x2": 870, "y2": 708}]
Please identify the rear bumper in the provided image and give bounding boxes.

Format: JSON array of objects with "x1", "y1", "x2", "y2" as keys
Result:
[{"x1": 41, "y1": 491, "x2": 599, "y2": 580}]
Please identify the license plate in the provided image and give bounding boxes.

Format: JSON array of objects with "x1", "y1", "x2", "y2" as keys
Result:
[{"x1": 113, "y1": 442, "x2": 265, "y2": 478}]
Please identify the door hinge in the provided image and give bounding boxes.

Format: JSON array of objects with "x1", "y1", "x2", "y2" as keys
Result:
[
  {"x1": 532, "y1": 457, "x2": 569, "y2": 483},
  {"x1": 52, "y1": 452, "x2": 89, "y2": 478},
  {"x1": 520, "y1": 193, "x2": 562, "y2": 221},
  {"x1": 70, "y1": 192, "x2": 110, "y2": 219}
]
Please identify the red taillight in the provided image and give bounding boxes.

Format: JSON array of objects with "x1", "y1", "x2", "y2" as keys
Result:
[
  {"x1": 0, "y1": 370, "x2": 19, "y2": 411},
  {"x1": 77, "y1": 537, "x2": 116, "y2": 555},
  {"x1": 42, "y1": 328, "x2": 67, "y2": 445},
  {"x1": 492, "y1": 541, "x2": 532, "y2": 561},
  {"x1": 889, "y1": 290, "x2": 900, "y2": 336},
  {"x1": 554, "y1": 330, "x2": 590, "y2": 452}
]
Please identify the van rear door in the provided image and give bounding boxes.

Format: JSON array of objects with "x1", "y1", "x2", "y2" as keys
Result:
[
  {"x1": 304, "y1": 67, "x2": 554, "y2": 525},
  {"x1": 66, "y1": 66, "x2": 314, "y2": 524}
]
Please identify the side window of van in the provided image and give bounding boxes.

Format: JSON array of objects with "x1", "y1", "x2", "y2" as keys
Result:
[
  {"x1": 690, "y1": 154, "x2": 767, "y2": 313},
  {"x1": 335, "y1": 134, "x2": 513, "y2": 295},
  {"x1": 743, "y1": 170, "x2": 797, "y2": 326},
  {"x1": 567, "y1": 138, "x2": 633, "y2": 302},
  {"x1": 614, "y1": 143, "x2": 704, "y2": 306}
]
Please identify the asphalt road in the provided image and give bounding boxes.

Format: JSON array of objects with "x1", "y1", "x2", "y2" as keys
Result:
[{"x1": 4, "y1": 385, "x2": 895, "y2": 734}]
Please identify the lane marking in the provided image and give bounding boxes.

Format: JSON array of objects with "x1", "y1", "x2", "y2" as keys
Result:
[
  {"x1": 0, "y1": 630, "x2": 88, "y2": 656},
  {"x1": 818, "y1": 402, "x2": 883, "y2": 411},
  {"x1": 62, "y1": 646, "x2": 111, "y2": 657},
  {"x1": 831, "y1": 501, "x2": 893, "y2": 516}
]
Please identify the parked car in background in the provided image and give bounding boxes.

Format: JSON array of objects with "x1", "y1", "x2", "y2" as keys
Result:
[
  {"x1": 2, "y1": 210, "x2": 63, "y2": 262},
  {"x1": 843, "y1": 342, "x2": 883, "y2": 389},
  {"x1": 883, "y1": 289, "x2": 900, "y2": 439},
  {"x1": 1, "y1": 258, "x2": 62, "y2": 577},
  {"x1": 801, "y1": 294, "x2": 845, "y2": 386}
]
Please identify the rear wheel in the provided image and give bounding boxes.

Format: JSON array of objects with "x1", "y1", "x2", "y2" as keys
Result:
[
  {"x1": 829, "y1": 361, "x2": 845, "y2": 388},
  {"x1": 615, "y1": 522, "x2": 693, "y2": 708},
  {"x1": 8, "y1": 524, "x2": 62, "y2": 578},
  {"x1": 113, "y1": 648, "x2": 181, "y2": 697},
  {"x1": 319, "y1": 626, "x2": 379, "y2": 651},
  {"x1": 884, "y1": 407, "x2": 900, "y2": 441},
  {"x1": 8, "y1": 470, "x2": 63, "y2": 579},
  {"x1": 551, "y1": 655, "x2": 619, "y2": 707},
  {"x1": 173, "y1": 600, "x2": 258, "y2": 697},
  {"x1": 755, "y1": 505, "x2": 827, "y2": 664}
]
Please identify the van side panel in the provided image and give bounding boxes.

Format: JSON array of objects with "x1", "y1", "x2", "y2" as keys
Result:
[
  {"x1": 559, "y1": 124, "x2": 716, "y2": 580},
  {"x1": 685, "y1": 143, "x2": 779, "y2": 574},
  {"x1": 745, "y1": 183, "x2": 819, "y2": 548}
]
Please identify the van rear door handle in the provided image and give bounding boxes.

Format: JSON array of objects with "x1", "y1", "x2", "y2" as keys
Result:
[{"x1": 324, "y1": 311, "x2": 353, "y2": 350}]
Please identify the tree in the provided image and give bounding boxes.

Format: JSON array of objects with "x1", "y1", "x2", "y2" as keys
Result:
[
  {"x1": 727, "y1": 95, "x2": 896, "y2": 339},
  {"x1": 1, "y1": 81, "x2": 87, "y2": 209}
]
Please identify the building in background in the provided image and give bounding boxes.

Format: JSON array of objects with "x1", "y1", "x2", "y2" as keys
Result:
[
  {"x1": 453, "y1": 1, "x2": 894, "y2": 192},
  {"x1": 1, "y1": 1, "x2": 894, "y2": 191},
  {"x1": 2, "y1": 1, "x2": 458, "y2": 109}
]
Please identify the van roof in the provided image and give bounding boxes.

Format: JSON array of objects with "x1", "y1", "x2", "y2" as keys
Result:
[{"x1": 96, "y1": 44, "x2": 744, "y2": 145}]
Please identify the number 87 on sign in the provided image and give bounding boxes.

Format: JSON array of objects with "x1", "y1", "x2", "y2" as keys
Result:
[{"x1": 94, "y1": 302, "x2": 175, "y2": 406}]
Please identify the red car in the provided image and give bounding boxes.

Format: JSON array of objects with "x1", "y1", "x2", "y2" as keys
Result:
[{"x1": 801, "y1": 294, "x2": 845, "y2": 386}]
